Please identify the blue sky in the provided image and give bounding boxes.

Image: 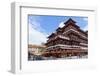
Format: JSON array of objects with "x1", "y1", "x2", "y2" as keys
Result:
[{"x1": 28, "y1": 15, "x2": 88, "y2": 45}]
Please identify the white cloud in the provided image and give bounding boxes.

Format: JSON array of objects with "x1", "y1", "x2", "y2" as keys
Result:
[
  {"x1": 29, "y1": 20, "x2": 47, "y2": 45},
  {"x1": 83, "y1": 25, "x2": 88, "y2": 31},
  {"x1": 29, "y1": 17, "x2": 46, "y2": 33},
  {"x1": 58, "y1": 22, "x2": 65, "y2": 28}
]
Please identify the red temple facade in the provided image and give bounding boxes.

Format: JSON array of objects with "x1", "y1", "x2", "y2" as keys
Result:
[{"x1": 44, "y1": 18, "x2": 88, "y2": 58}]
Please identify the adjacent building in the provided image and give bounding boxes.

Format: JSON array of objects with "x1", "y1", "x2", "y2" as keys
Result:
[{"x1": 28, "y1": 44, "x2": 46, "y2": 60}]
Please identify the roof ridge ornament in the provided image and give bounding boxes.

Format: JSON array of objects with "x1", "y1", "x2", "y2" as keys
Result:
[{"x1": 64, "y1": 18, "x2": 76, "y2": 25}]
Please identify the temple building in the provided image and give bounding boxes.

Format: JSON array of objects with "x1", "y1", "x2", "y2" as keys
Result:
[{"x1": 44, "y1": 18, "x2": 88, "y2": 58}]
